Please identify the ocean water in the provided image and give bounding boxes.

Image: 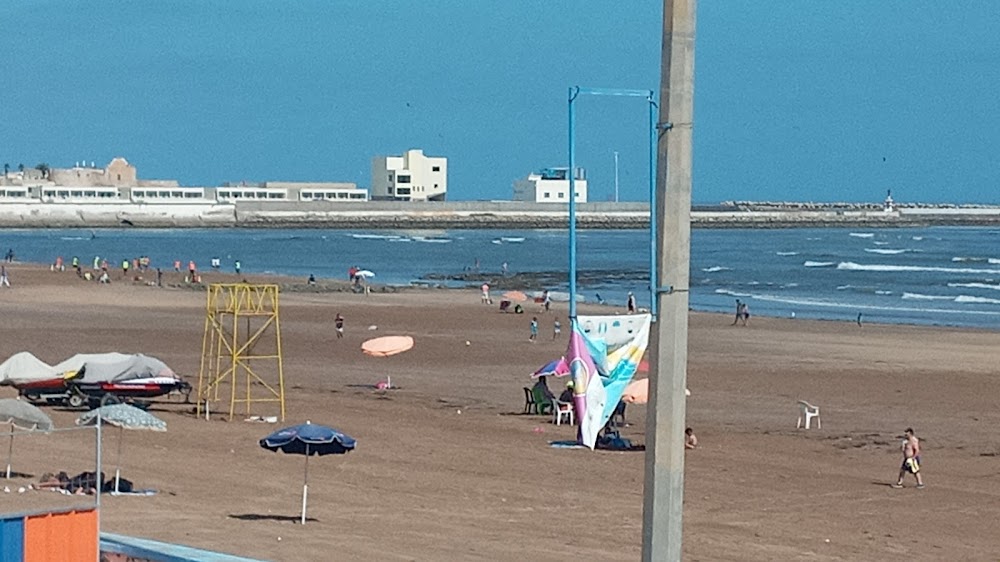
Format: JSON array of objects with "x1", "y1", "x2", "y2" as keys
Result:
[{"x1": 3, "y1": 226, "x2": 1000, "y2": 330}]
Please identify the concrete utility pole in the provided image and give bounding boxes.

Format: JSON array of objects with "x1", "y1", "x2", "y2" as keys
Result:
[{"x1": 642, "y1": 1, "x2": 696, "y2": 561}]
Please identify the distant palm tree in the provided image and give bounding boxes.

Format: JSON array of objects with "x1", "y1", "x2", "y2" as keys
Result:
[
  {"x1": 35, "y1": 163, "x2": 50, "y2": 179},
  {"x1": 3, "y1": 163, "x2": 8, "y2": 178},
  {"x1": 18, "y1": 163, "x2": 25, "y2": 173}
]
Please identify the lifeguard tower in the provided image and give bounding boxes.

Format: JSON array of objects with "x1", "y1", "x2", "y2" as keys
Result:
[{"x1": 197, "y1": 283, "x2": 286, "y2": 421}]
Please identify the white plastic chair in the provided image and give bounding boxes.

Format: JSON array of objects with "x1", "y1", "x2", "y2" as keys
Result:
[
  {"x1": 796, "y1": 400, "x2": 821, "y2": 429},
  {"x1": 551, "y1": 398, "x2": 575, "y2": 426}
]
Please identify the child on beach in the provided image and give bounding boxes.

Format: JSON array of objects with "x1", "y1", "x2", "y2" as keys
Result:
[
  {"x1": 529, "y1": 317, "x2": 538, "y2": 342},
  {"x1": 553, "y1": 319, "x2": 561, "y2": 340},
  {"x1": 335, "y1": 313, "x2": 344, "y2": 339}
]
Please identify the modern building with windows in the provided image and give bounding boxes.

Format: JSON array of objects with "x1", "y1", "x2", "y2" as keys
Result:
[
  {"x1": 371, "y1": 149, "x2": 447, "y2": 201},
  {"x1": 512, "y1": 167, "x2": 588, "y2": 203}
]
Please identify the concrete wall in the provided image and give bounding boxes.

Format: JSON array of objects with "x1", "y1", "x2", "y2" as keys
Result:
[{"x1": 0, "y1": 200, "x2": 999, "y2": 229}]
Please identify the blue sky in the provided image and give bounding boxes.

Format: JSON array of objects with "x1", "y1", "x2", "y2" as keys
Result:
[{"x1": 2, "y1": 1, "x2": 998, "y2": 203}]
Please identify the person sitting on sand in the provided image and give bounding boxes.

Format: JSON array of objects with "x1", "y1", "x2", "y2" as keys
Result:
[
  {"x1": 532, "y1": 376, "x2": 555, "y2": 403},
  {"x1": 685, "y1": 427, "x2": 698, "y2": 449},
  {"x1": 559, "y1": 381, "x2": 574, "y2": 404}
]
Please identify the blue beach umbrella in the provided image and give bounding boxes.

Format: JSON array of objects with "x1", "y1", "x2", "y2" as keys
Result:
[{"x1": 259, "y1": 421, "x2": 356, "y2": 524}]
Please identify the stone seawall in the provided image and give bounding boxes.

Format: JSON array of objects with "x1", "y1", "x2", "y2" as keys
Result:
[{"x1": 0, "y1": 201, "x2": 998, "y2": 229}]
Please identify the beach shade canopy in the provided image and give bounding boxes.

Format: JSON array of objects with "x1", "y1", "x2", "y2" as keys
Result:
[
  {"x1": 502, "y1": 290, "x2": 528, "y2": 302},
  {"x1": 77, "y1": 404, "x2": 167, "y2": 432},
  {"x1": 0, "y1": 398, "x2": 54, "y2": 431},
  {"x1": 354, "y1": 270, "x2": 375, "y2": 279},
  {"x1": 362, "y1": 336, "x2": 414, "y2": 357},
  {"x1": 0, "y1": 398, "x2": 54, "y2": 479},
  {"x1": 260, "y1": 421, "x2": 357, "y2": 525},
  {"x1": 77, "y1": 403, "x2": 167, "y2": 493},
  {"x1": 531, "y1": 357, "x2": 569, "y2": 378}
]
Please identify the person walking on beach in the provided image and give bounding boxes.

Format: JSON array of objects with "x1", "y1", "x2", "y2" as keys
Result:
[
  {"x1": 121, "y1": 259, "x2": 130, "y2": 277},
  {"x1": 893, "y1": 428, "x2": 924, "y2": 488},
  {"x1": 234, "y1": 260, "x2": 242, "y2": 275},
  {"x1": 0, "y1": 265, "x2": 9, "y2": 288},
  {"x1": 156, "y1": 268, "x2": 163, "y2": 287},
  {"x1": 738, "y1": 302, "x2": 750, "y2": 326},
  {"x1": 335, "y1": 313, "x2": 344, "y2": 339},
  {"x1": 173, "y1": 260, "x2": 181, "y2": 273},
  {"x1": 542, "y1": 290, "x2": 551, "y2": 313},
  {"x1": 502, "y1": 262, "x2": 509, "y2": 276},
  {"x1": 529, "y1": 317, "x2": 538, "y2": 342},
  {"x1": 481, "y1": 283, "x2": 492, "y2": 305},
  {"x1": 627, "y1": 292, "x2": 637, "y2": 314},
  {"x1": 553, "y1": 319, "x2": 561, "y2": 340},
  {"x1": 731, "y1": 299, "x2": 742, "y2": 325}
]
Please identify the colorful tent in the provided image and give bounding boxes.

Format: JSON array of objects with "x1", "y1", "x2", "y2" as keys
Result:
[{"x1": 564, "y1": 314, "x2": 652, "y2": 449}]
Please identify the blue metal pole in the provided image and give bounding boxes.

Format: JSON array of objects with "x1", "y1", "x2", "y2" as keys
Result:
[
  {"x1": 568, "y1": 87, "x2": 578, "y2": 319},
  {"x1": 649, "y1": 94, "x2": 658, "y2": 320}
]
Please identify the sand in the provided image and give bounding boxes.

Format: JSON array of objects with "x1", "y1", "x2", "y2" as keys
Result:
[{"x1": 1, "y1": 263, "x2": 999, "y2": 561}]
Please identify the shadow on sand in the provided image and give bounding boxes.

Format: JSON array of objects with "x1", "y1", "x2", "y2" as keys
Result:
[{"x1": 228, "y1": 513, "x2": 318, "y2": 524}]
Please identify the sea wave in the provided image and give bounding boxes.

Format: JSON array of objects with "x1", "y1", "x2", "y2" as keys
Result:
[
  {"x1": 991, "y1": 258, "x2": 1000, "y2": 265},
  {"x1": 849, "y1": 232, "x2": 875, "y2": 238},
  {"x1": 804, "y1": 261, "x2": 835, "y2": 267},
  {"x1": 902, "y1": 292, "x2": 954, "y2": 301},
  {"x1": 714, "y1": 288, "x2": 751, "y2": 298},
  {"x1": 948, "y1": 282, "x2": 1000, "y2": 291},
  {"x1": 751, "y1": 294, "x2": 1000, "y2": 315},
  {"x1": 776, "y1": 251, "x2": 799, "y2": 256},
  {"x1": 864, "y1": 248, "x2": 909, "y2": 255},
  {"x1": 837, "y1": 262, "x2": 1000, "y2": 274},
  {"x1": 955, "y1": 295, "x2": 1000, "y2": 304},
  {"x1": 411, "y1": 237, "x2": 451, "y2": 243},
  {"x1": 912, "y1": 236, "x2": 924, "y2": 241},
  {"x1": 952, "y1": 256, "x2": 987, "y2": 262},
  {"x1": 501, "y1": 237, "x2": 525, "y2": 243},
  {"x1": 702, "y1": 266, "x2": 730, "y2": 272},
  {"x1": 351, "y1": 233, "x2": 401, "y2": 240}
]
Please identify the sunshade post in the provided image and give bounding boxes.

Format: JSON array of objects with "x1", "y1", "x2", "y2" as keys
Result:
[
  {"x1": 5, "y1": 425, "x2": 13, "y2": 479},
  {"x1": 301, "y1": 443, "x2": 310, "y2": 525},
  {"x1": 96, "y1": 410, "x2": 102, "y2": 510},
  {"x1": 115, "y1": 426, "x2": 124, "y2": 493}
]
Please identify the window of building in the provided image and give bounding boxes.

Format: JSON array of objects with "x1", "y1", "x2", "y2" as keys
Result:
[
  {"x1": 432, "y1": 166, "x2": 440, "y2": 172},
  {"x1": 396, "y1": 188, "x2": 411, "y2": 195},
  {"x1": 350, "y1": 193, "x2": 365, "y2": 199},
  {"x1": 117, "y1": 174, "x2": 122, "y2": 180},
  {"x1": 185, "y1": 192, "x2": 199, "y2": 198},
  {"x1": 544, "y1": 192, "x2": 551, "y2": 199},
  {"x1": 388, "y1": 174, "x2": 393, "y2": 182},
  {"x1": 388, "y1": 187, "x2": 394, "y2": 194},
  {"x1": 397, "y1": 175, "x2": 411, "y2": 183},
  {"x1": 433, "y1": 184, "x2": 438, "y2": 188}
]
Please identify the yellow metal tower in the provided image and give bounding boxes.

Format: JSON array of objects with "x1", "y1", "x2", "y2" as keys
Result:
[{"x1": 197, "y1": 283, "x2": 286, "y2": 421}]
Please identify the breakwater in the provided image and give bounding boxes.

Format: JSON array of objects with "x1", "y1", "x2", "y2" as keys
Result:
[{"x1": 0, "y1": 201, "x2": 998, "y2": 229}]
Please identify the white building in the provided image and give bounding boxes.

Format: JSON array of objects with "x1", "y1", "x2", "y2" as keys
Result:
[
  {"x1": 512, "y1": 168, "x2": 588, "y2": 203},
  {"x1": 371, "y1": 149, "x2": 447, "y2": 201}
]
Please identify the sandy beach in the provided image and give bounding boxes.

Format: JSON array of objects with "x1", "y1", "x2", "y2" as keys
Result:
[{"x1": 1, "y1": 263, "x2": 999, "y2": 560}]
